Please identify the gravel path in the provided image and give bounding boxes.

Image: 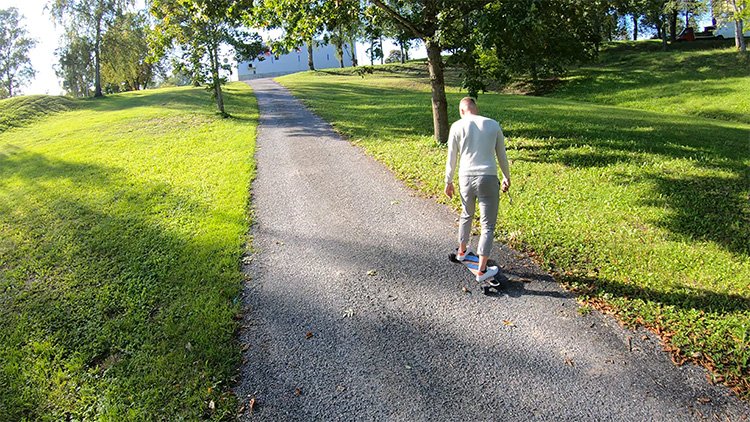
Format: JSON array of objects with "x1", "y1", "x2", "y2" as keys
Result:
[{"x1": 235, "y1": 78, "x2": 748, "y2": 421}]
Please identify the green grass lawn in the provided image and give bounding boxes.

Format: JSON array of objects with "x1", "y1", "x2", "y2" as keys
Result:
[
  {"x1": 276, "y1": 65, "x2": 750, "y2": 398},
  {"x1": 549, "y1": 40, "x2": 750, "y2": 124},
  {"x1": 0, "y1": 83, "x2": 257, "y2": 420},
  {"x1": 0, "y1": 95, "x2": 78, "y2": 132}
]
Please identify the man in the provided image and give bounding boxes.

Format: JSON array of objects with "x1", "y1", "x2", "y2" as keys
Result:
[{"x1": 444, "y1": 97, "x2": 510, "y2": 282}]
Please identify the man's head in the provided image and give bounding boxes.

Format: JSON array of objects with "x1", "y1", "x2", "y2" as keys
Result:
[{"x1": 459, "y1": 97, "x2": 478, "y2": 117}]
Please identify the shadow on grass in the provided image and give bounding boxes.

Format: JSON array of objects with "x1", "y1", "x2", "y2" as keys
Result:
[
  {"x1": 0, "y1": 149, "x2": 240, "y2": 419},
  {"x1": 554, "y1": 46, "x2": 749, "y2": 124},
  {"x1": 279, "y1": 78, "x2": 749, "y2": 257},
  {"x1": 497, "y1": 100, "x2": 749, "y2": 256}
]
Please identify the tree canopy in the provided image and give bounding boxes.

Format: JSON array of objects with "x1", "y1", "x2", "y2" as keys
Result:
[
  {"x1": 0, "y1": 8, "x2": 37, "y2": 98},
  {"x1": 150, "y1": 0, "x2": 263, "y2": 115}
]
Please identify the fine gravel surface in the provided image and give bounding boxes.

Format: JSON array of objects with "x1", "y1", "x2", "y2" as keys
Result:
[{"x1": 235, "y1": 78, "x2": 748, "y2": 421}]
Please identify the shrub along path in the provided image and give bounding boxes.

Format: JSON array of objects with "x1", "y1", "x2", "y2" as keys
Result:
[{"x1": 235, "y1": 78, "x2": 748, "y2": 420}]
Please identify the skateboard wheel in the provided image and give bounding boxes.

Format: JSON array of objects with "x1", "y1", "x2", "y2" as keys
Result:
[{"x1": 448, "y1": 253, "x2": 459, "y2": 263}]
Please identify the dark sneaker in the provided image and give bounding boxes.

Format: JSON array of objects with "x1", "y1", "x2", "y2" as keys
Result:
[{"x1": 476, "y1": 265, "x2": 499, "y2": 282}]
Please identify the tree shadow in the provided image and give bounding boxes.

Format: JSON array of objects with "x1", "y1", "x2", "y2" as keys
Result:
[
  {"x1": 0, "y1": 148, "x2": 242, "y2": 419},
  {"x1": 237, "y1": 225, "x2": 748, "y2": 420},
  {"x1": 489, "y1": 99, "x2": 749, "y2": 256}
]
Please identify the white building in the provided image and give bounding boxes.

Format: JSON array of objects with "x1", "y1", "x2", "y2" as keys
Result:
[
  {"x1": 713, "y1": 21, "x2": 750, "y2": 39},
  {"x1": 237, "y1": 42, "x2": 354, "y2": 80}
]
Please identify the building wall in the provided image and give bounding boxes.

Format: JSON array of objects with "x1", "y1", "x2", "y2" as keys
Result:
[
  {"x1": 713, "y1": 21, "x2": 750, "y2": 38},
  {"x1": 237, "y1": 43, "x2": 354, "y2": 80}
]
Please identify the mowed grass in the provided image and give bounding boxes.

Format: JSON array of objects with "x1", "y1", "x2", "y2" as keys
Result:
[
  {"x1": 277, "y1": 67, "x2": 750, "y2": 397},
  {"x1": 0, "y1": 83, "x2": 256, "y2": 420},
  {"x1": 0, "y1": 95, "x2": 78, "y2": 132},
  {"x1": 550, "y1": 40, "x2": 750, "y2": 124}
]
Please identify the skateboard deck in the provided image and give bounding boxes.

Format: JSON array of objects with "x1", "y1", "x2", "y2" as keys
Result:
[{"x1": 448, "y1": 250, "x2": 503, "y2": 295}]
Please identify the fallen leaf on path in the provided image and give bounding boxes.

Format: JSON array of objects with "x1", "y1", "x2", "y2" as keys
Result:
[
  {"x1": 367, "y1": 270, "x2": 377, "y2": 276},
  {"x1": 696, "y1": 396, "x2": 711, "y2": 404},
  {"x1": 342, "y1": 308, "x2": 354, "y2": 318},
  {"x1": 305, "y1": 331, "x2": 314, "y2": 339},
  {"x1": 564, "y1": 356, "x2": 575, "y2": 367},
  {"x1": 295, "y1": 387, "x2": 303, "y2": 396},
  {"x1": 462, "y1": 287, "x2": 471, "y2": 294},
  {"x1": 248, "y1": 397, "x2": 256, "y2": 413},
  {"x1": 502, "y1": 320, "x2": 515, "y2": 327}
]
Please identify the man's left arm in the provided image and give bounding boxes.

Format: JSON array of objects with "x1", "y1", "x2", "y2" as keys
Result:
[{"x1": 495, "y1": 127, "x2": 510, "y2": 192}]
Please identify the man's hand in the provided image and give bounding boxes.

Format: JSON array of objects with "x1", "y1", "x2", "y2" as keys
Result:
[
  {"x1": 501, "y1": 178, "x2": 510, "y2": 193},
  {"x1": 444, "y1": 182, "x2": 454, "y2": 199}
]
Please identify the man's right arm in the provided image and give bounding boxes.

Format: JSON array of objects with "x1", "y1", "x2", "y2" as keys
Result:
[
  {"x1": 445, "y1": 127, "x2": 459, "y2": 185},
  {"x1": 444, "y1": 126, "x2": 459, "y2": 198}
]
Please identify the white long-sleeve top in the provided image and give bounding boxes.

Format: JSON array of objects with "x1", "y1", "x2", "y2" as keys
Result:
[{"x1": 444, "y1": 114, "x2": 510, "y2": 184}]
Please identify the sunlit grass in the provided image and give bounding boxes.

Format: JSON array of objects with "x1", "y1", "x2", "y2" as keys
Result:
[
  {"x1": 551, "y1": 41, "x2": 750, "y2": 124},
  {"x1": 277, "y1": 68, "x2": 750, "y2": 398},
  {"x1": 0, "y1": 83, "x2": 257, "y2": 420}
]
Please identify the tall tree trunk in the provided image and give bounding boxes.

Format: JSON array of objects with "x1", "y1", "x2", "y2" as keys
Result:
[
  {"x1": 633, "y1": 15, "x2": 638, "y2": 40},
  {"x1": 670, "y1": 10, "x2": 677, "y2": 41},
  {"x1": 369, "y1": 37, "x2": 375, "y2": 65},
  {"x1": 425, "y1": 40, "x2": 449, "y2": 143},
  {"x1": 7, "y1": 73, "x2": 12, "y2": 97},
  {"x1": 94, "y1": 17, "x2": 103, "y2": 97},
  {"x1": 736, "y1": 19, "x2": 746, "y2": 52},
  {"x1": 349, "y1": 37, "x2": 358, "y2": 67},
  {"x1": 210, "y1": 43, "x2": 225, "y2": 116},
  {"x1": 731, "y1": 0, "x2": 747, "y2": 52},
  {"x1": 307, "y1": 41, "x2": 315, "y2": 71},
  {"x1": 661, "y1": 15, "x2": 669, "y2": 51},
  {"x1": 336, "y1": 41, "x2": 344, "y2": 68},
  {"x1": 380, "y1": 35, "x2": 384, "y2": 64},
  {"x1": 400, "y1": 41, "x2": 405, "y2": 63}
]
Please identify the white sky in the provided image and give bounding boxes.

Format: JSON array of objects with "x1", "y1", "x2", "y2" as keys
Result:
[
  {"x1": 0, "y1": 0, "x2": 426, "y2": 95},
  {"x1": 1, "y1": 0, "x2": 64, "y2": 95}
]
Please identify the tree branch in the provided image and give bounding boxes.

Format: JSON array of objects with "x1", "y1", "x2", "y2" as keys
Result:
[{"x1": 369, "y1": 0, "x2": 426, "y2": 40}]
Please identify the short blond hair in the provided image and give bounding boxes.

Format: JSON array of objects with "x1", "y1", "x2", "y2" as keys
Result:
[{"x1": 459, "y1": 97, "x2": 478, "y2": 113}]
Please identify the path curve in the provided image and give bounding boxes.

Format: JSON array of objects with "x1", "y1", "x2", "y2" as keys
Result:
[{"x1": 236, "y1": 78, "x2": 748, "y2": 421}]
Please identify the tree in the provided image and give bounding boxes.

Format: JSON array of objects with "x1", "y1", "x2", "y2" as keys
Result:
[
  {"x1": 716, "y1": 0, "x2": 747, "y2": 51},
  {"x1": 55, "y1": 31, "x2": 95, "y2": 97},
  {"x1": 49, "y1": 0, "x2": 131, "y2": 97},
  {"x1": 370, "y1": 0, "x2": 492, "y2": 143},
  {"x1": 151, "y1": 0, "x2": 263, "y2": 116},
  {"x1": 323, "y1": 0, "x2": 361, "y2": 68},
  {"x1": 363, "y1": 4, "x2": 386, "y2": 65},
  {"x1": 248, "y1": 0, "x2": 327, "y2": 71},
  {"x1": 0, "y1": 8, "x2": 37, "y2": 98},
  {"x1": 101, "y1": 11, "x2": 161, "y2": 92},
  {"x1": 385, "y1": 49, "x2": 402, "y2": 63}
]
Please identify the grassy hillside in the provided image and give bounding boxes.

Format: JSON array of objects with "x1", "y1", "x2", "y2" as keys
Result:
[
  {"x1": 0, "y1": 95, "x2": 78, "y2": 133},
  {"x1": 0, "y1": 83, "x2": 257, "y2": 420},
  {"x1": 276, "y1": 61, "x2": 749, "y2": 398},
  {"x1": 549, "y1": 41, "x2": 750, "y2": 124}
]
